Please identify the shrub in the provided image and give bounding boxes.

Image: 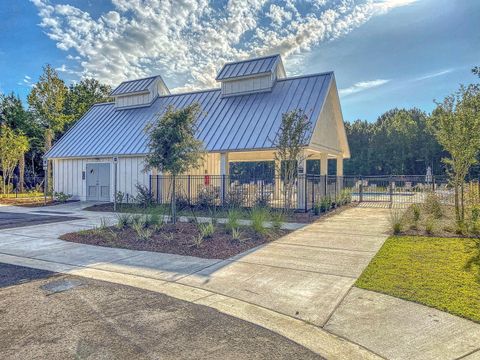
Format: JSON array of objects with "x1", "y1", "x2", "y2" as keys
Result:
[
  {"x1": 145, "y1": 210, "x2": 163, "y2": 230},
  {"x1": 132, "y1": 221, "x2": 153, "y2": 240},
  {"x1": 131, "y1": 214, "x2": 145, "y2": 228},
  {"x1": 320, "y1": 196, "x2": 332, "y2": 213},
  {"x1": 116, "y1": 213, "x2": 131, "y2": 229},
  {"x1": 196, "y1": 187, "x2": 217, "y2": 208},
  {"x1": 425, "y1": 216, "x2": 435, "y2": 235},
  {"x1": 175, "y1": 195, "x2": 190, "y2": 210},
  {"x1": 231, "y1": 227, "x2": 245, "y2": 243},
  {"x1": 313, "y1": 202, "x2": 320, "y2": 216},
  {"x1": 227, "y1": 188, "x2": 246, "y2": 208},
  {"x1": 134, "y1": 184, "x2": 154, "y2": 208},
  {"x1": 424, "y1": 193, "x2": 442, "y2": 219},
  {"x1": 339, "y1": 189, "x2": 352, "y2": 205},
  {"x1": 250, "y1": 206, "x2": 269, "y2": 235},
  {"x1": 226, "y1": 209, "x2": 241, "y2": 233},
  {"x1": 270, "y1": 211, "x2": 284, "y2": 231},
  {"x1": 55, "y1": 192, "x2": 72, "y2": 203},
  {"x1": 190, "y1": 234, "x2": 204, "y2": 248},
  {"x1": 390, "y1": 208, "x2": 403, "y2": 234},
  {"x1": 198, "y1": 221, "x2": 215, "y2": 239},
  {"x1": 115, "y1": 191, "x2": 125, "y2": 205}
]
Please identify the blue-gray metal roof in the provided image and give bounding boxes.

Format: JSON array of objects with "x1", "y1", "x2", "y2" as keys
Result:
[
  {"x1": 216, "y1": 54, "x2": 280, "y2": 81},
  {"x1": 46, "y1": 72, "x2": 334, "y2": 159},
  {"x1": 110, "y1": 75, "x2": 159, "y2": 96}
]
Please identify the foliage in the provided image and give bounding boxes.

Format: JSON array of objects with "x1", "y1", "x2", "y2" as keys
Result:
[
  {"x1": 425, "y1": 216, "x2": 435, "y2": 235},
  {"x1": 389, "y1": 208, "x2": 403, "y2": 234},
  {"x1": 198, "y1": 221, "x2": 215, "y2": 239},
  {"x1": 227, "y1": 187, "x2": 247, "y2": 208},
  {"x1": 250, "y1": 206, "x2": 269, "y2": 235},
  {"x1": 145, "y1": 103, "x2": 205, "y2": 223},
  {"x1": 270, "y1": 211, "x2": 284, "y2": 231},
  {"x1": 115, "y1": 191, "x2": 125, "y2": 205},
  {"x1": 429, "y1": 84, "x2": 480, "y2": 222},
  {"x1": 344, "y1": 108, "x2": 444, "y2": 176},
  {"x1": 423, "y1": 193, "x2": 443, "y2": 219},
  {"x1": 226, "y1": 209, "x2": 241, "y2": 233},
  {"x1": 63, "y1": 78, "x2": 112, "y2": 124},
  {"x1": 145, "y1": 210, "x2": 164, "y2": 230},
  {"x1": 132, "y1": 221, "x2": 153, "y2": 241},
  {"x1": 134, "y1": 183, "x2": 154, "y2": 208},
  {"x1": 338, "y1": 189, "x2": 352, "y2": 205},
  {"x1": 273, "y1": 109, "x2": 312, "y2": 209},
  {"x1": 196, "y1": 187, "x2": 217, "y2": 208},
  {"x1": 54, "y1": 191, "x2": 71, "y2": 203},
  {"x1": 356, "y1": 236, "x2": 480, "y2": 323},
  {"x1": 116, "y1": 213, "x2": 131, "y2": 229},
  {"x1": 231, "y1": 227, "x2": 243, "y2": 242},
  {"x1": 0, "y1": 125, "x2": 29, "y2": 194}
]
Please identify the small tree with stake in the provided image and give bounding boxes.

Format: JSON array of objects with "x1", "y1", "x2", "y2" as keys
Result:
[
  {"x1": 145, "y1": 103, "x2": 205, "y2": 224},
  {"x1": 429, "y1": 83, "x2": 480, "y2": 224},
  {"x1": 273, "y1": 109, "x2": 312, "y2": 210}
]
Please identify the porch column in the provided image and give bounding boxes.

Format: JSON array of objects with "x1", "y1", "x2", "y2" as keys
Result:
[
  {"x1": 336, "y1": 155, "x2": 344, "y2": 192},
  {"x1": 220, "y1": 152, "x2": 229, "y2": 205},
  {"x1": 296, "y1": 157, "x2": 307, "y2": 210},
  {"x1": 320, "y1": 153, "x2": 328, "y2": 197}
]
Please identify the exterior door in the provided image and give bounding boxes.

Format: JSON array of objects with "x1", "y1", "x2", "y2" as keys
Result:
[{"x1": 86, "y1": 163, "x2": 110, "y2": 201}]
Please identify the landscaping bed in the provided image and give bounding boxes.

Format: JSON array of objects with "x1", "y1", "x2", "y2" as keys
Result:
[
  {"x1": 60, "y1": 219, "x2": 290, "y2": 259},
  {"x1": 356, "y1": 235, "x2": 480, "y2": 323}
]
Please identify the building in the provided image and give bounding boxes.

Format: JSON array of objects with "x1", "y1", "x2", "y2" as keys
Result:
[{"x1": 45, "y1": 54, "x2": 350, "y2": 208}]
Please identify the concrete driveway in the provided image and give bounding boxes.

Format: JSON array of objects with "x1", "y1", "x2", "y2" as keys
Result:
[{"x1": 0, "y1": 263, "x2": 321, "y2": 360}]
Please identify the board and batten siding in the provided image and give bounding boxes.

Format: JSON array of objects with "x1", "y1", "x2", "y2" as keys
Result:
[{"x1": 52, "y1": 156, "x2": 153, "y2": 201}]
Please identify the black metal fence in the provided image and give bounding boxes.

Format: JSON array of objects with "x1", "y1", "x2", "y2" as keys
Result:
[
  {"x1": 150, "y1": 174, "x2": 477, "y2": 211},
  {"x1": 150, "y1": 174, "x2": 348, "y2": 212}
]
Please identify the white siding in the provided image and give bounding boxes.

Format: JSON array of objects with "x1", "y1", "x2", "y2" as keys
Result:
[
  {"x1": 221, "y1": 74, "x2": 273, "y2": 97},
  {"x1": 52, "y1": 156, "x2": 152, "y2": 202}
]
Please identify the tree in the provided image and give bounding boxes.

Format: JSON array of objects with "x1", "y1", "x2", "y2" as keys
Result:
[
  {"x1": 429, "y1": 84, "x2": 480, "y2": 223},
  {"x1": 64, "y1": 78, "x2": 112, "y2": 127},
  {"x1": 0, "y1": 125, "x2": 29, "y2": 194},
  {"x1": 0, "y1": 93, "x2": 43, "y2": 189},
  {"x1": 27, "y1": 64, "x2": 70, "y2": 191},
  {"x1": 145, "y1": 103, "x2": 205, "y2": 223},
  {"x1": 273, "y1": 109, "x2": 312, "y2": 210}
]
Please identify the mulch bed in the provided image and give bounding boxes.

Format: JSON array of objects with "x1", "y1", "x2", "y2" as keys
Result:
[{"x1": 60, "y1": 223, "x2": 291, "y2": 259}]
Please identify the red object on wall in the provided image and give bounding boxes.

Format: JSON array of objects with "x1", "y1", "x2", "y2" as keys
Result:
[{"x1": 204, "y1": 175, "x2": 210, "y2": 185}]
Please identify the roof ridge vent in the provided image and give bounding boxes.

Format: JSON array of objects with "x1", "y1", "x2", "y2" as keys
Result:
[
  {"x1": 111, "y1": 75, "x2": 170, "y2": 109},
  {"x1": 216, "y1": 54, "x2": 286, "y2": 97}
]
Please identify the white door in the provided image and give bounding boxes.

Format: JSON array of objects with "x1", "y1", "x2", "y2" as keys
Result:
[{"x1": 86, "y1": 163, "x2": 110, "y2": 201}]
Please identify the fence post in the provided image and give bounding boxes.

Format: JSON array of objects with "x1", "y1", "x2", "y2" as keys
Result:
[
  {"x1": 222, "y1": 174, "x2": 226, "y2": 207},
  {"x1": 389, "y1": 176, "x2": 393, "y2": 204},
  {"x1": 305, "y1": 175, "x2": 308, "y2": 212},
  {"x1": 156, "y1": 176, "x2": 160, "y2": 203},
  {"x1": 359, "y1": 176, "x2": 363, "y2": 202},
  {"x1": 188, "y1": 175, "x2": 191, "y2": 205}
]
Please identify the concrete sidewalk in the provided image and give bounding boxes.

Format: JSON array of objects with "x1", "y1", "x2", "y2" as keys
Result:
[{"x1": 0, "y1": 203, "x2": 479, "y2": 359}]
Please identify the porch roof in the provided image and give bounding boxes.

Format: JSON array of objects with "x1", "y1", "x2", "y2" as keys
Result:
[{"x1": 46, "y1": 72, "x2": 335, "y2": 159}]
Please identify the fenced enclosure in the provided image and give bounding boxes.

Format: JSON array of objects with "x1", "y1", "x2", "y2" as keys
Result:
[{"x1": 149, "y1": 174, "x2": 480, "y2": 211}]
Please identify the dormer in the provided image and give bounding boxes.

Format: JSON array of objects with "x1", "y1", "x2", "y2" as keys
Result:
[
  {"x1": 111, "y1": 75, "x2": 170, "y2": 109},
  {"x1": 216, "y1": 54, "x2": 286, "y2": 97}
]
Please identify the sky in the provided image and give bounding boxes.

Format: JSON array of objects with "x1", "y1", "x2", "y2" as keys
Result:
[{"x1": 0, "y1": 0, "x2": 478, "y2": 121}]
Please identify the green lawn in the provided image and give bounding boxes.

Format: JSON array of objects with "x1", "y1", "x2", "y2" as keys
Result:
[{"x1": 356, "y1": 236, "x2": 480, "y2": 323}]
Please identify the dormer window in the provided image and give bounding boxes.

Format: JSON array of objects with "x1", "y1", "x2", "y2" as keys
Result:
[
  {"x1": 111, "y1": 75, "x2": 170, "y2": 109},
  {"x1": 216, "y1": 54, "x2": 286, "y2": 97}
]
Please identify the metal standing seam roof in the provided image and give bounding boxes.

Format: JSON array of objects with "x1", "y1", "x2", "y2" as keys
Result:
[
  {"x1": 216, "y1": 54, "x2": 281, "y2": 81},
  {"x1": 110, "y1": 75, "x2": 159, "y2": 96},
  {"x1": 45, "y1": 72, "x2": 334, "y2": 159}
]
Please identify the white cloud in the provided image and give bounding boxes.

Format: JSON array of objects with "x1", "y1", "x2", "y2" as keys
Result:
[
  {"x1": 339, "y1": 79, "x2": 390, "y2": 96},
  {"x1": 19, "y1": 75, "x2": 34, "y2": 87},
  {"x1": 31, "y1": 0, "x2": 418, "y2": 92}
]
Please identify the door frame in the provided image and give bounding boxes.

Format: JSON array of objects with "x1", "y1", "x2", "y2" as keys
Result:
[{"x1": 85, "y1": 161, "x2": 112, "y2": 202}]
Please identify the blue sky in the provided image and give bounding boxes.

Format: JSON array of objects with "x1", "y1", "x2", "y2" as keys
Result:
[{"x1": 0, "y1": 0, "x2": 478, "y2": 121}]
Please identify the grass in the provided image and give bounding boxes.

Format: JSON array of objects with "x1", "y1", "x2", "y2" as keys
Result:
[{"x1": 356, "y1": 236, "x2": 480, "y2": 323}]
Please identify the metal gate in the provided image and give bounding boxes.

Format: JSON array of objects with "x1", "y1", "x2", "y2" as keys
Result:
[{"x1": 353, "y1": 175, "x2": 437, "y2": 205}]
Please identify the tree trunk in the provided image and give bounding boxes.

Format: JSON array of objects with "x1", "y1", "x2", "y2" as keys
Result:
[
  {"x1": 19, "y1": 154, "x2": 25, "y2": 193},
  {"x1": 171, "y1": 175, "x2": 177, "y2": 224},
  {"x1": 454, "y1": 183, "x2": 460, "y2": 223},
  {"x1": 45, "y1": 129, "x2": 53, "y2": 194},
  {"x1": 461, "y1": 182, "x2": 465, "y2": 223}
]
